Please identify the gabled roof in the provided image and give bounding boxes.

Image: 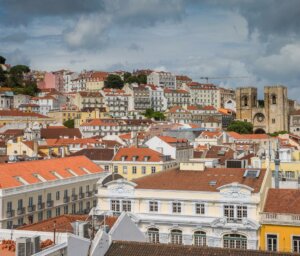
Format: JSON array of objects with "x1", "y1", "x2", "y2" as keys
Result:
[
  {"x1": 158, "y1": 136, "x2": 188, "y2": 144},
  {"x1": 71, "y1": 148, "x2": 115, "y2": 161},
  {"x1": 0, "y1": 110, "x2": 49, "y2": 118},
  {"x1": 0, "y1": 156, "x2": 104, "y2": 189},
  {"x1": 113, "y1": 146, "x2": 165, "y2": 162},
  {"x1": 133, "y1": 167, "x2": 266, "y2": 193},
  {"x1": 263, "y1": 189, "x2": 300, "y2": 214},
  {"x1": 227, "y1": 132, "x2": 270, "y2": 140}
]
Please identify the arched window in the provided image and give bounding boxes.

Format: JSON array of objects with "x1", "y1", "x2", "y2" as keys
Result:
[
  {"x1": 148, "y1": 228, "x2": 159, "y2": 243},
  {"x1": 170, "y1": 229, "x2": 182, "y2": 245},
  {"x1": 242, "y1": 96, "x2": 248, "y2": 107},
  {"x1": 272, "y1": 95, "x2": 277, "y2": 104},
  {"x1": 223, "y1": 234, "x2": 247, "y2": 249},
  {"x1": 194, "y1": 231, "x2": 206, "y2": 246}
]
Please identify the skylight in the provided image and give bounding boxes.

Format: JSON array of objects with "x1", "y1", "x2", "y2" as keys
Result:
[{"x1": 243, "y1": 169, "x2": 260, "y2": 178}]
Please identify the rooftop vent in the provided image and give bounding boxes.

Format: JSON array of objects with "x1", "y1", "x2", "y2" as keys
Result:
[{"x1": 243, "y1": 169, "x2": 260, "y2": 178}]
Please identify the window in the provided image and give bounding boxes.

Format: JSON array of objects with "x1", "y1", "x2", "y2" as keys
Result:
[
  {"x1": 243, "y1": 96, "x2": 248, "y2": 107},
  {"x1": 18, "y1": 199, "x2": 23, "y2": 209},
  {"x1": 38, "y1": 195, "x2": 42, "y2": 204},
  {"x1": 293, "y1": 236, "x2": 300, "y2": 253},
  {"x1": 123, "y1": 166, "x2": 128, "y2": 174},
  {"x1": 18, "y1": 218, "x2": 24, "y2": 226},
  {"x1": 122, "y1": 200, "x2": 131, "y2": 212},
  {"x1": 64, "y1": 190, "x2": 68, "y2": 197},
  {"x1": 223, "y1": 234, "x2": 247, "y2": 249},
  {"x1": 79, "y1": 201, "x2": 83, "y2": 212},
  {"x1": 56, "y1": 207, "x2": 60, "y2": 216},
  {"x1": 104, "y1": 165, "x2": 109, "y2": 172},
  {"x1": 172, "y1": 202, "x2": 181, "y2": 213},
  {"x1": 142, "y1": 166, "x2": 146, "y2": 174},
  {"x1": 267, "y1": 234, "x2": 277, "y2": 252},
  {"x1": 56, "y1": 191, "x2": 60, "y2": 200},
  {"x1": 7, "y1": 201, "x2": 12, "y2": 212},
  {"x1": 224, "y1": 205, "x2": 234, "y2": 222},
  {"x1": 272, "y1": 118, "x2": 276, "y2": 124},
  {"x1": 149, "y1": 201, "x2": 158, "y2": 212},
  {"x1": 72, "y1": 203, "x2": 76, "y2": 214},
  {"x1": 28, "y1": 197, "x2": 33, "y2": 207},
  {"x1": 47, "y1": 210, "x2": 52, "y2": 219},
  {"x1": 114, "y1": 166, "x2": 118, "y2": 173},
  {"x1": 7, "y1": 221, "x2": 13, "y2": 229},
  {"x1": 194, "y1": 231, "x2": 206, "y2": 246},
  {"x1": 195, "y1": 203, "x2": 205, "y2": 215},
  {"x1": 170, "y1": 229, "x2": 182, "y2": 245},
  {"x1": 237, "y1": 206, "x2": 247, "y2": 220},
  {"x1": 272, "y1": 95, "x2": 277, "y2": 104},
  {"x1": 64, "y1": 205, "x2": 68, "y2": 214},
  {"x1": 151, "y1": 166, "x2": 156, "y2": 174},
  {"x1": 148, "y1": 228, "x2": 159, "y2": 243},
  {"x1": 38, "y1": 212, "x2": 43, "y2": 221},
  {"x1": 132, "y1": 166, "x2": 137, "y2": 174},
  {"x1": 111, "y1": 200, "x2": 120, "y2": 212}
]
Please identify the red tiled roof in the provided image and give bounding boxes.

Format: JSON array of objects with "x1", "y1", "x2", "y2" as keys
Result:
[
  {"x1": 227, "y1": 132, "x2": 270, "y2": 140},
  {"x1": 200, "y1": 131, "x2": 222, "y2": 138},
  {"x1": 0, "y1": 156, "x2": 103, "y2": 189},
  {"x1": 158, "y1": 136, "x2": 187, "y2": 144},
  {"x1": 41, "y1": 128, "x2": 82, "y2": 139},
  {"x1": 113, "y1": 146, "x2": 165, "y2": 162},
  {"x1": 0, "y1": 110, "x2": 49, "y2": 118},
  {"x1": 45, "y1": 138, "x2": 99, "y2": 146},
  {"x1": 133, "y1": 168, "x2": 266, "y2": 193},
  {"x1": 263, "y1": 189, "x2": 300, "y2": 214},
  {"x1": 81, "y1": 119, "x2": 118, "y2": 127}
]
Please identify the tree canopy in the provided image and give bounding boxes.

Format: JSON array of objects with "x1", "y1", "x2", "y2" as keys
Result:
[
  {"x1": 63, "y1": 119, "x2": 75, "y2": 128},
  {"x1": 0, "y1": 56, "x2": 6, "y2": 64},
  {"x1": 143, "y1": 108, "x2": 166, "y2": 121},
  {"x1": 227, "y1": 120, "x2": 253, "y2": 134},
  {"x1": 105, "y1": 74, "x2": 124, "y2": 89},
  {"x1": 124, "y1": 72, "x2": 147, "y2": 84}
]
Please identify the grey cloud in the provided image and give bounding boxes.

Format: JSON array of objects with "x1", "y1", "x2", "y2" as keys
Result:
[
  {"x1": 128, "y1": 43, "x2": 143, "y2": 51},
  {"x1": 1, "y1": 32, "x2": 30, "y2": 43},
  {"x1": 6, "y1": 49, "x2": 30, "y2": 66}
]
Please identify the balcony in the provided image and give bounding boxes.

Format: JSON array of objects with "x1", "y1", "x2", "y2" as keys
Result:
[
  {"x1": 37, "y1": 202, "x2": 45, "y2": 210},
  {"x1": 6, "y1": 210, "x2": 15, "y2": 218},
  {"x1": 85, "y1": 191, "x2": 92, "y2": 197},
  {"x1": 47, "y1": 200, "x2": 54, "y2": 208},
  {"x1": 78, "y1": 193, "x2": 85, "y2": 199},
  {"x1": 17, "y1": 207, "x2": 25, "y2": 215},
  {"x1": 63, "y1": 196, "x2": 70, "y2": 203},
  {"x1": 260, "y1": 212, "x2": 300, "y2": 226},
  {"x1": 27, "y1": 205, "x2": 36, "y2": 212},
  {"x1": 71, "y1": 194, "x2": 78, "y2": 201}
]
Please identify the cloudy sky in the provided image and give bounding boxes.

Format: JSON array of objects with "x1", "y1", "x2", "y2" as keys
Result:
[{"x1": 1, "y1": 0, "x2": 300, "y2": 98}]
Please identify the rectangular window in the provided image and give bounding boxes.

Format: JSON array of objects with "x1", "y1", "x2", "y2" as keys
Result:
[
  {"x1": 114, "y1": 166, "x2": 118, "y2": 173},
  {"x1": 47, "y1": 210, "x2": 52, "y2": 219},
  {"x1": 111, "y1": 200, "x2": 120, "y2": 212},
  {"x1": 72, "y1": 203, "x2": 76, "y2": 214},
  {"x1": 237, "y1": 206, "x2": 247, "y2": 220},
  {"x1": 28, "y1": 197, "x2": 33, "y2": 207},
  {"x1": 56, "y1": 207, "x2": 60, "y2": 216},
  {"x1": 132, "y1": 166, "x2": 137, "y2": 174},
  {"x1": 142, "y1": 166, "x2": 146, "y2": 174},
  {"x1": 38, "y1": 212, "x2": 43, "y2": 221},
  {"x1": 47, "y1": 193, "x2": 52, "y2": 201},
  {"x1": 18, "y1": 199, "x2": 23, "y2": 209},
  {"x1": 267, "y1": 234, "x2": 277, "y2": 252},
  {"x1": 56, "y1": 191, "x2": 60, "y2": 200},
  {"x1": 123, "y1": 166, "x2": 128, "y2": 174},
  {"x1": 104, "y1": 165, "x2": 109, "y2": 171},
  {"x1": 151, "y1": 166, "x2": 156, "y2": 174},
  {"x1": 64, "y1": 205, "x2": 68, "y2": 214},
  {"x1": 293, "y1": 236, "x2": 300, "y2": 253},
  {"x1": 38, "y1": 195, "x2": 42, "y2": 204},
  {"x1": 122, "y1": 200, "x2": 132, "y2": 212},
  {"x1": 172, "y1": 202, "x2": 181, "y2": 213},
  {"x1": 224, "y1": 205, "x2": 234, "y2": 222},
  {"x1": 195, "y1": 203, "x2": 205, "y2": 215},
  {"x1": 272, "y1": 118, "x2": 276, "y2": 124},
  {"x1": 149, "y1": 201, "x2": 158, "y2": 212},
  {"x1": 64, "y1": 190, "x2": 68, "y2": 197},
  {"x1": 7, "y1": 201, "x2": 12, "y2": 211}
]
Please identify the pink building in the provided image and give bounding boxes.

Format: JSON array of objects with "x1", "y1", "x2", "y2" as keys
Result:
[{"x1": 37, "y1": 72, "x2": 56, "y2": 90}]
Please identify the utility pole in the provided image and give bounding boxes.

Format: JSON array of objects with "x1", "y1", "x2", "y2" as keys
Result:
[{"x1": 274, "y1": 140, "x2": 280, "y2": 189}]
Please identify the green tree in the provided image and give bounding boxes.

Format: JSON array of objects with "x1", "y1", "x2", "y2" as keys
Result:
[
  {"x1": 0, "y1": 67, "x2": 6, "y2": 85},
  {"x1": 63, "y1": 119, "x2": 75, "y2": 128},
  {"x1": 227, "y1": 120, "x2": 253, "y2": 134},
  {"x1": 123, "y1": 72, "x2": 132, "y2": 81},
  {"x1": 10, "y1": 65, "x2": 30, "y2": 75},
  {"x1": 143, "y1": 108, "x2": 165, "y2": 121},
  {"x1": 105, "y1": 74, "x2": 124, "y2": 89},
  {"x1": 0, "y1": 56, "x2": 6, "y2": 64},
  {"x1": 137, "y1": 74, "x2": 147, "y2": 84}
]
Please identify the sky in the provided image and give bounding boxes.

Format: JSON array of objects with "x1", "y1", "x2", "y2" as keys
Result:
[{"x1": 1, "y1": 0, "x2": 300, "y2": 98}]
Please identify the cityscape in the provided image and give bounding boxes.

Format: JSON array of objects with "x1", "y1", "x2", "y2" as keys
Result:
[{"x1": 1, "y1": 1, "x2": 300, "y2": 256}]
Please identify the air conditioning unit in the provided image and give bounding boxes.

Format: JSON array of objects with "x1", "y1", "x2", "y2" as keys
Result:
[
  {"x1": 16, "y1": 237, "x2": 31, "y2": 256},
  {"x1": 31, "y1": 235, "x2": 41, "y2": 254}
]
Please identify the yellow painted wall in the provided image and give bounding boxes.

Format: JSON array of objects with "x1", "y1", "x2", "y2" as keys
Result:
[
  {"x1": 260, "y1": 224, "x2": 300, "y2": 253},
  {"x1": 262, "y1": 160, "x2": 300, "y2": 177}
]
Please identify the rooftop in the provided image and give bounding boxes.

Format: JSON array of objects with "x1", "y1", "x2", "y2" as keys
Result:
[
  {"x1": 133, "y1": 167, "x2": 266, "y2": 193},
  {"x1": 41, "y1": 127, "x2": 82, "y2": 139},
  {"x1": 71, "y1": 148, "x2": 115, "y2": 161},
  {"x1": 0, "y1": 110, "x2": 49, "y2": 118},
  {"x1": 0, "y1": 156, "x2": 103, "y2": 189}
]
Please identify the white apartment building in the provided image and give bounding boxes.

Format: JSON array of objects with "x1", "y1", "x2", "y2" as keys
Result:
[
  {"x1": 97, "y1": 166, "x2": 271, "y2": 250},
  {"x1": 183, "y1": 82, "x2": 221, "y2": 108},
  {"x1": 0, "y1": 156, "x2": 106, "y2": 229},
  {"x1": 63, "y1": 71, "x2": 79, "y2": 93},
  {"x1": 147, "y1": 71, "x2": 176, "y2": 89},
  {"x1": 146, "y1": 85, "x2": 168, "y2": 112},
  {"x1": 30, "y1": 95, "x2": 59, "y2": 116}
]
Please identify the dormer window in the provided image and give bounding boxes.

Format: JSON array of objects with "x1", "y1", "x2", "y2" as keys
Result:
[
  {"x1": 144, "y1": 156, "x2": 150, "y2": 162},
  {"x1": 121, "y1": 156, "x2": 127, "y2": 161},
  {"x1": 132, "y1": 156, "x2": 138, "y2": 161}
]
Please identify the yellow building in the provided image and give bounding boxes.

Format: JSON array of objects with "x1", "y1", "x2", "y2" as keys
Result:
[
  {"x1": 48, "y1": 109, "x2": 81, "y2": 124},
  {"x1": 85, "y1": 72, "x2": 107, "y2": 91},
  {"x1": 75, "y1": 108, "x2": 109, "y2": 127},
  {"x1": 7, "y1": 137, "x2": 38, "y2": 157},
  {"x1": 112, "y1": 146, "x2": 178, "y2": 180},
  {"x1": 260, "y1": 188, "x2": 300, "y2": 253}
]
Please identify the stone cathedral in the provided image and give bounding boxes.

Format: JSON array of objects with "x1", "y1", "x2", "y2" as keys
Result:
[{"x1": 236, "y1": 85, "x2": 289, "y2": 134}]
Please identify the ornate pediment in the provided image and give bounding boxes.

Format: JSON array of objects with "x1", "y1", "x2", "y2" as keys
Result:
[
  {"x1": 106, "y1": 179, "x2": 136, "y2": 196},
  {"x1": 218, "y1": 182, "x2": 253, "y2": 200}
]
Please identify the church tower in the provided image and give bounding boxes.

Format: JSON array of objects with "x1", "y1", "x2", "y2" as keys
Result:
[{"x1": 236, "y1": 87, "x2": 257, "y2": 123}]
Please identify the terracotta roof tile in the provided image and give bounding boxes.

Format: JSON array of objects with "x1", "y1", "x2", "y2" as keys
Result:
[
  {"x1": 41, "y1": 128, "x2": 82, "y2": 139},
  {"x1": 0, "y1": 110, "x2": 49, "y2": 118},
  {"x1": 133, "y1": 167, "x2": 266, "y2": 193},
  {"x1": 263, "y1": 189, "x2": 300, "y2": 214},
  {"x1": 0, "y1": 156, "x2": 103, "y2": 189}
]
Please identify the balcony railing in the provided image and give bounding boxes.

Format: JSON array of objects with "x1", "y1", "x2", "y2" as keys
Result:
[
  {"x1": 37, "y1": 202, "x2": 45, "y2": 210},
  {"x1": 79, "y1": 193, "x2": 85, "y2": 199},
  {"x1": 71, "y1": 194, "x2": 78, "y2": 201},
  {"x1": 261, "y1": 212, "x2": 300, "y2": 225},
  {"x1": 27, "y1": 205, "x2": 36, "y2": 212},
  {"x1": 6, "y1": 210, "x2": 15, "y2": 218},
  {"x1": 85, "y1": 191, "x2": 92, "y2": 197},
  {"x1": 47, "y1": 200, "x2": 54, "y2": 208},
  {"x1": 63, "y1": 196, "x2": 70, "y2": 203},
  {"x1": 17, "y1": 207, "x2": 25, "y2": 215}
]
